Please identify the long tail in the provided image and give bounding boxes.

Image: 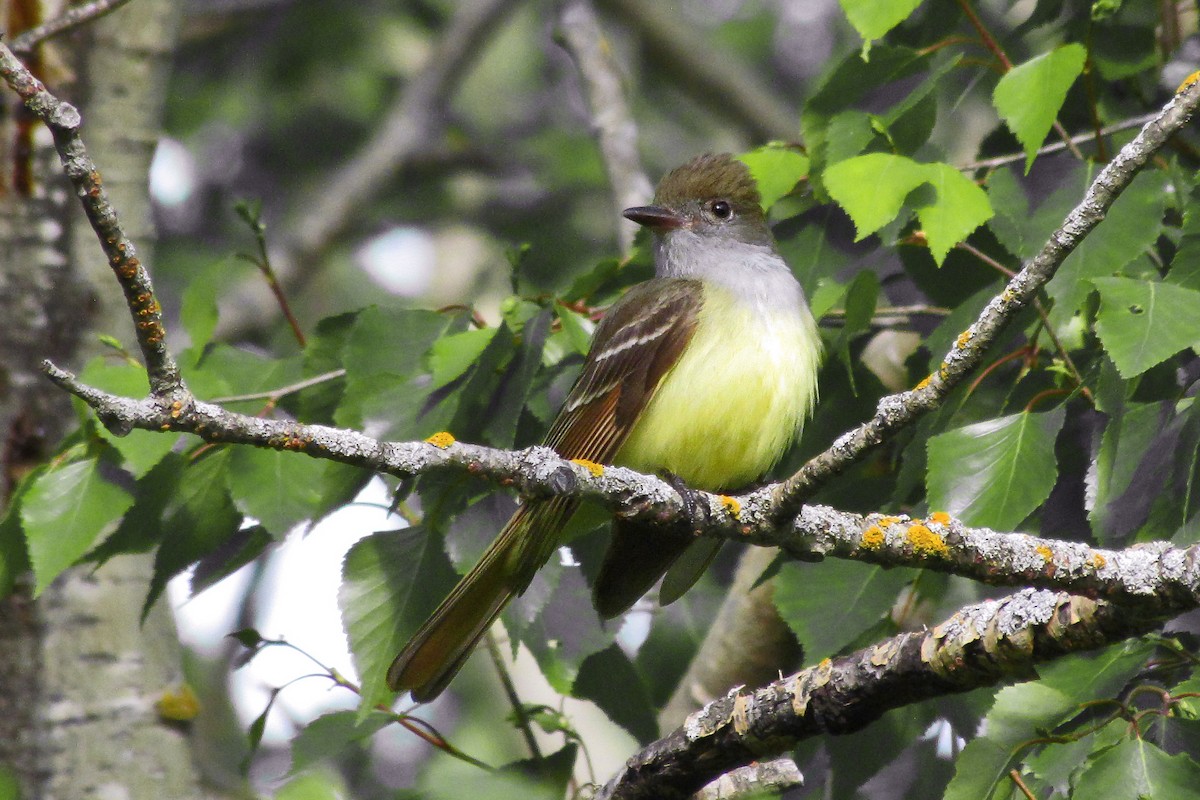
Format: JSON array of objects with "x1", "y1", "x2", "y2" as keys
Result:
[{"x1": 387, "y1": 497, "x2": 575, "y2": 702}]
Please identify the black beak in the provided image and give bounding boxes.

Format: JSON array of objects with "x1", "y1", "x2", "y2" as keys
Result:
[{"x1": 622, "y1": 205, "x2": 685, "y2": 230}]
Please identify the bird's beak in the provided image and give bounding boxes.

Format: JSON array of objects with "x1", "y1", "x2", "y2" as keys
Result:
[{"x1": 623, "y1": 205, "x2": 686, "y2": 230}]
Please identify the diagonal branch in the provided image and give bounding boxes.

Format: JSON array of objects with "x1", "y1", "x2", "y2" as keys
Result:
[
  {"x1": 596, "y1": 589, "x2": 1166, "y2": 799},
  {"x1": 0, "y1": 40, "x2": 184, "y2": 397},
  {"x1": 764, "y1": 76, "x2": 1200, "y2": 526}
]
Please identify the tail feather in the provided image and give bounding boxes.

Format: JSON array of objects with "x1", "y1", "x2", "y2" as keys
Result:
[{"x1": 387, "y1": 498, "x2": 576, "y2": 701}]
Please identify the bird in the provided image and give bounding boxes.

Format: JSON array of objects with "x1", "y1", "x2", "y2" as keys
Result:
[{"x1": 387, "y1": 153, "x2": 822, "y2": 702}]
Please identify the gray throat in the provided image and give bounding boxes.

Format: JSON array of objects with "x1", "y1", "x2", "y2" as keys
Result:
[{"x1": 655, "y1": 229, "x2": 806, "y2": 315}]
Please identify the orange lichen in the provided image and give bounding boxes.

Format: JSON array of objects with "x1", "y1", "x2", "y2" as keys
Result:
[
  {"x1": 424, "y1": 431, "x2": 455, "y2": 449},
  {"x1": 929, "y1": 511, "x2": 951, "y2": 526},
  {"x1": 915, "y1": 375, "x2": 933, "y2": 390},
  {"x1": 1035, "y1": 545, "x2": 1053, "y2": 562},
  {"x1": 1091, "y1": 552, "x2": 1107, "y2": 569},
  {"x1": 1177, "y1": 71, "x2": 1200, "y2": 93},
  {"x1": 715, "y1": 495, "x2": 741, "y2": 518},
  {"x1": 571, "y1": 458, "x2": 604, "y2": 477},
  {"x1": 862, "y1": 525, "x2": 885, "y2": 548},
  {"x1": 906, "y1": 523, "x2": 948, "y2": 556},
  {"x1": 877, "y1": 515, "x2": 901, "y2": 528},
  {"x1": 955, "y1": 330, "x2": 973, "y2": 349}
]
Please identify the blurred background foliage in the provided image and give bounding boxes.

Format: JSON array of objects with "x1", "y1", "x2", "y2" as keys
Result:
[{"x1": 8, "y1": 0, "x2": 1200, "y2": 797}]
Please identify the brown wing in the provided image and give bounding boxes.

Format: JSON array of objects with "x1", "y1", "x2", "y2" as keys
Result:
[{"x1": 546, "y1": 278, "x2": 703, "y2": 461}]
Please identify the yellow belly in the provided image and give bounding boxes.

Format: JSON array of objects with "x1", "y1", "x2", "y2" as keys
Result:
[{"x1": 615, "y1": 285, "x2": 821, "y2": 490}]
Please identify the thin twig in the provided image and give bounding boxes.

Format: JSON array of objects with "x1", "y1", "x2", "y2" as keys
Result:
[
  {"x1": 485, "y1": 631, "x2": 543, "y2": 760},
  {"x1": 962, "y1": 113, "x2": 1159, "y2": 171},
  {"x1": 9, "y1": 0, "x2": 134, "y2": 53},
  {"x1": 557, "y1": 0, "x2": 652, "y2": 255},
  {"x1": 236, "y1": 201, "x2": 307, "y2": 347},
  {"x1": 209, "y1": 369, "x2": 346, "y2": 404}
]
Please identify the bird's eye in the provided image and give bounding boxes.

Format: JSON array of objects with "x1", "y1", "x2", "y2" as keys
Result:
[{"x1": 709, "y1": 200, "x2": 732, "y2": 219}]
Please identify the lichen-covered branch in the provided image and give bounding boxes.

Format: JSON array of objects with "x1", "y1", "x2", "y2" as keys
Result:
[
  {"x1": 767, "y1": 77, "x2": 1200, "y2": 524},
  {"x1": 596, "y1": 589, "x2": 1163, "y2": 800},
  {"x1": 42, "y1": 361, "x2": 1200, "y2": 615},
  {"x1": 0, "y1": 40, "x2": 183, "y2": 397},
  {"x1": 557, "y1": 0, "x2": 653, "y2": 254}
]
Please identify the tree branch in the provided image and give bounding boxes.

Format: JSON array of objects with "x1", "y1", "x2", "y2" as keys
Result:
[
  {"x1": 8, "y1": 0, "x2": 135, "y2": 53},
  {"x1": 596, "y1": 589, "x2": 1165, "y2": 799},
  {"x1": 0, "y1": 40, "x2": 184, "y2": 398},
  {"x1": 38, "y1": 361, "x2": 1200, "y2": 615},
  {"x1": 557, "y1": 0, "x2": 653, "y2": 255},
  {"x1": 765, "y1": 76, "x2": 1200, "y2": 525}
]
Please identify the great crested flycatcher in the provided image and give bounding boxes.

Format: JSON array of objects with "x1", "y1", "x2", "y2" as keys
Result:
[{"x1": 388, "y1": 153, "x2": 822, "y2": 701}]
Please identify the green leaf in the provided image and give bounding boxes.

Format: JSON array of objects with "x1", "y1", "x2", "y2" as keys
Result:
[
  {"x1": 146, "y1": 448, "x2": 242, "y2": 616},
  {"x1": 1093, "y1": 277, "x2": 1200, "y2": 378},
  {"x1": 573, "y1": 644, "x2": 658, "y2": 745},
  {"x1": 180, "y1": 259, "x2": 230, "y2": 353},
  {"x1": 553, "y1": 304, "x2": 592, "y2": 357},
  {"x1": 825, "y1": 153, "x2": 927, "y2": 238},
  {"x1": 992, "y1": 44, "x2": 1087, "y2": 172},
  {"x1": 0, "y1": 472, "x2": 34, "y2": 597},
  {"x1": 774, "y1": 560, "x2": 913, "y2": 661},
  {"x1": 834, "y1": 270, "x2": 879, "y2": 390},
  {"x1": 339, "y1": 528, "x2": 459, "y2": 711},
  {"x1": 227, "y1": 447, "x2": 329, "y2": 538},
  {"x1": 739, "y1": 144, "x2": 809, "y2": 210},
  {"x1": 289, "y1": 710, "x2": 392, "y2": 775},
  {"x1": 926, "y1": 409, "x2": 1065, "y2": 530},
  {"x1": 428, "y1": 327, "x2": 498, "y2": 390},
  {"x1": 824, "y1": 153, "x2": 992, "y2": 265},
  {"x1": 21, "y1": 457, "x2": 134, "y2": 594},
  {"x1": 838, "y1": 0, "x2": 924, "y2": 43},
  {"x1": 1073, "y1": 737, "x2": 1200, "y2": 799},
  {"x1": 917, "y1": 163, "x2": 994, "y2": 264},
  {"x1": 336, "y1": 305, "x2": 448, "y2": 431}
]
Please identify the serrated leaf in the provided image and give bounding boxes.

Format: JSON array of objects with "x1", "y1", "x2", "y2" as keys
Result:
[
  {"x1": 838, "y1": 0, "x2": 924, "y2": 42},
  {"x1": 289, "y1": 710, "x2": 392, "y2": 775},
  {"x1": 917, "y1": 163, "x2": 994, "y2": 264},
  {"x1": 738, "y1": 144, "x2": 810, "y2": 210},
  {"x1": 1093, "y1": 277, "x2": 1200, "y2": 378},
  {"x1": 21, "y1": 458, "x2": 134, "y2": 594},
  {"x1": 339, "y1": 528, "x2": 459, "y2": 710},
  {"x1": 774, "y1": 560, "x2": 913, "y2": 661},
  {"x1": 227, "y1": 447, "x2": 328, "y2": 538},
  {"x1": 927, "y1": 409, "x2": 1065, "y2": 530},
  {"x1": 824, "y1": 153, "x2": 992, "y2": 265},
  {"x1": 993, "y1": 44, "x2": 1087, "y2": 172},
  {"x1": 145, "y1": 448, "x2": 242, "y2": 616},
  {"x1": 1073, "y1": 737, "x2": 1200, "y2": 799}
]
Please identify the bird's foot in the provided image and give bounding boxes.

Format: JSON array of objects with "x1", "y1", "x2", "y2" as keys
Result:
[{"x1": 664, "y1": 472, "x2": 710, "y2": 535}]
